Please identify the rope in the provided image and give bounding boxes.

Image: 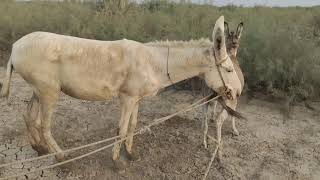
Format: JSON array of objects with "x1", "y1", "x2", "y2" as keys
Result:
[
  {"x1": 0, "y1": 94, "x2": 214, "y2": 169},
  {"x1": 202, "y1": 144, "x2": 219, "y2": 180},
  {"x1": 0, "y1": 138, "x2": 125, "y2": 180},
  {"x1": 141, "y1": 94, "x2": 220, "y2": 129},
  {"x1": 0, "y1": 94, "x2": 220, "y2": 180},
  {"x1": 0, "y1": 135, "x2": 120, "y2": 169}
]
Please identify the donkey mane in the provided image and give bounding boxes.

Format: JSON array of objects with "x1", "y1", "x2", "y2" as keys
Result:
[{"x1": 145, "y1": 38, "x2": 212, "y2": 48}]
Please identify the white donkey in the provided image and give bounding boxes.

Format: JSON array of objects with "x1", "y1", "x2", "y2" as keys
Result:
[{"x1": 0, "y1": 16, "x2": 242, "y2": 170}]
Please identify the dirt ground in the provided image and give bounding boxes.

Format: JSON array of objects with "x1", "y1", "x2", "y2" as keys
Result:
[{"x1": 0, "y1": 67, "x2": 320, "y2": 180}]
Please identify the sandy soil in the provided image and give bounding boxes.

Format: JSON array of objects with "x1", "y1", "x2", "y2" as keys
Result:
[{"x1": 0, "y1": 67, "x2": 320, "y2": 180}]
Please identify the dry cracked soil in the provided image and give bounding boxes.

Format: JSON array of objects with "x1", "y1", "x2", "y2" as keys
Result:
[{"x1": 0, "y1": 67, "x2": 320, "y2": 180}]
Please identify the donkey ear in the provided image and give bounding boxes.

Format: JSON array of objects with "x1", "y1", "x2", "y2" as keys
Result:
[
  {"x1": 224, "y1": 21, "x2": 230, "y2": 36},
  {"x1": 236, "y1": 22, "x2": 244, "y2": 38},
  {"x1": 212, "y1": 16, "x2": 227, "y2": 59}
]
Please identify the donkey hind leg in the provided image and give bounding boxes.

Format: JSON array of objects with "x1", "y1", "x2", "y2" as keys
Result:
[
  {"x1": 38, "y1": 90, "x2": 64, "y2": 161},
  {"x1": 124, "y1": 102, "x2": 140, "y2": 161},
  {"x1": 24, "y1": 93, "x2": 48, "y2": 155},
  {"x1": 112, "y1": 95, "x2": 138, "y2": 171}
]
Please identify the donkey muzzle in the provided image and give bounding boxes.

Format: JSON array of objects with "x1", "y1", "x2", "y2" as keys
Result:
[{"x1": 217, "y1": 86, "x2": 235, "y2": 100}]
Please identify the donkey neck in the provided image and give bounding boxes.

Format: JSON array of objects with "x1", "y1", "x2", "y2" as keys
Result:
[
  {"x1": 228, "y1": 47, "x2": 238, "y2": 58},
  {"x1": 229, "y1": 53, "x2": 238, "y2": 64},
  {"x1": 227, "y1": 47, "x2": 244, "y2": 88},
  {"x1": 148, "y1": 46, "x2": 212, "y2": 88},
  {"x1": 227, "y1": 47, "x2": 240, "y2": 66}
]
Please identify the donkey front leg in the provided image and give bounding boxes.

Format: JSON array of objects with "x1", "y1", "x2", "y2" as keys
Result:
[
  {"x1": 202, "y1": 104, "x2": 209, "y2": 149},
  {"x1": 215, "y1": 108, "x2": 228, "y2": 161},
  {"x1": 216, "y1": 99, "x2": 237, "y2": 161},
  {"x1": 231, "y1": 100, "x2": 239, "y2": 136},
  {"x1": 112, "y1": 95, "x2": 138, "y2": 171},
  {"x1": 231, "y1": 116, "x2": 239, "y2": 136},
  {"x1": 124, "y1": 102, "x2": 140, "y2": 161},
  {"x1": 39, "y1": 90, "x2": 64, "y2": 161},
  {"x1": 212, "y1": 101, "x2": 218, "y2": 117}
]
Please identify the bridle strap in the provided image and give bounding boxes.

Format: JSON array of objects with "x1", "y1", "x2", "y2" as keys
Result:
[
  {"x1": 166, "y1": 46, "x2": 174, "y2": 84},
  {"x1": 215, "y1": 55, "x2": 228, "y2": 66},
  {"x1": 213, "y1": 49, "x2": 227, "y2": 89}
]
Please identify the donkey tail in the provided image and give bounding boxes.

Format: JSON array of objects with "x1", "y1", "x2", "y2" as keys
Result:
[
  {"x1": 218, "y1": 97, "x2": 246, "y2": 120},
  {"x1": 0, "y1": 56, "x2": 13, "y2": 98}
]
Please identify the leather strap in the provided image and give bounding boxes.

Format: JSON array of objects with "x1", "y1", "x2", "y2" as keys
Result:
[
  {"x1": 213, "y1": 49, "x2": 228, "y2": 90},
  {"x1": 166, "y1": 47, "x2": 174, "y2": 84}
]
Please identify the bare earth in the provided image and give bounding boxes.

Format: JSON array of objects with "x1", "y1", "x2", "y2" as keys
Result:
[{"x1": 0, "y1": 67, "x2": 320, "y2": 180}]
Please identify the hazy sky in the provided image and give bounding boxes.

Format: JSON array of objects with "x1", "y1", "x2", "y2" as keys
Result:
[
  {"x1": 18, "y1": 1, "x2": 320, "y2": 7},
  {"x1": 211, "y1": 0, "x2": 320, "y2": 7},
  {"x1": 153, "y1": 0, "x2": 320, "y2": 7}
]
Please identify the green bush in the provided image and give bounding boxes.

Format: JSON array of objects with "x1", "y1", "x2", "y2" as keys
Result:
[{"x1": 0, "y1": 1, "x2": 319, "y2": 100}]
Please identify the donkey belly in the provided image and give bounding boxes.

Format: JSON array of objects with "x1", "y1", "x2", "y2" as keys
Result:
[
  {"x1": 59, "y1": 66, "x2": 123, "y2": 101},
  {"x1": 60, "y1": 80, "x2": 117, "y2": 101},
  {"x1": 14, "y1": 59, "x2": 117, "y2": 101}
]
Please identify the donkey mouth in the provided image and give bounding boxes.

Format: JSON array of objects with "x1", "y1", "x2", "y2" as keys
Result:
[{"x1": 232, "y1": 44, "x2": 239, "y2": 48}]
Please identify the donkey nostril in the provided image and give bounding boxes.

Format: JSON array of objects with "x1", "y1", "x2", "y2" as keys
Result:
[{"x1": 226, "y1": 67, "x2": 233, "y2": 72}]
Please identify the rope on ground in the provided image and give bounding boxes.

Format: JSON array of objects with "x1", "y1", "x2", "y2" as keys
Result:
[
  {"x1": 0, "y1": 94, "x2": 220, "y2": 180},
  {"x1": 141, "y1": 94, "x2": 220, "y2": 130},
  {"x1": 0, "y1": 135, "x2": 120, "y2": 169},
  {"x1": 0, "y1": 138, "x2": 125, "y2": 180},
  {"x1": 0, "y1": 94, "x2": 215, "y2": 169},
  {"x1": 202, "y1": 144, "x2": 219, "y2": 180}
]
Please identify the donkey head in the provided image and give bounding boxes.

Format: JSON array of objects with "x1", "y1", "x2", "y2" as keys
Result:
[
  {"x1": 203, "y1": 16, "x2": 242, "y2": 100},
  {"x1": 224, "y1": 22, "x2": 243, "y2": 56}
]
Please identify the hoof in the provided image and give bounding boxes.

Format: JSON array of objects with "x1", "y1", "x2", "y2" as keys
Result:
[
  {"x1": 55, "y1": 152, "x2": 66, "y2": 162},
  {"x1": 113, "y1": 159, "x2": 127, "y2": 173},
  {"x1": 209, "y1": 115, "x2": 216, "y2": 123},
  {"x1": 125, "y1": 150, "x2": 140, "y2": 162},
  {"x1": 217, "y1": 156, "x2": 223, "y2": 164},
  {"x1": 232, "y1": 130, "x2": 240, "y2": 136},
  {"x1": 203, "y1": 141, "x2": 208, "y2": 149},
  {"x1": 217, "y1": 150, "x2": 223, "y2": 163},
  {"x1": 32, "y1": 144, "x2": 49, "y2": 156}
]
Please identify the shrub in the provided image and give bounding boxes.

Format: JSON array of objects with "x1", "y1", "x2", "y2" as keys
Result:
[{"x1": 0, "y1": 1, "x2": 319, "y2": 100}]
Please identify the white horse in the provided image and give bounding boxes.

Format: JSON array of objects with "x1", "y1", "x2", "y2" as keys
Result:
[{"x1": 0, "y1": 16, "x2": 242, "y2": 170}]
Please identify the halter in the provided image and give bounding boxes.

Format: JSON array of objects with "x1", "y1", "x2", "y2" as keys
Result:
[
  {"x1": 212, "y1": 47, "x2": 234, "y2": 99},
  {"x1": 212, "y1": 48, "x2": 228, "y2": 90}
]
